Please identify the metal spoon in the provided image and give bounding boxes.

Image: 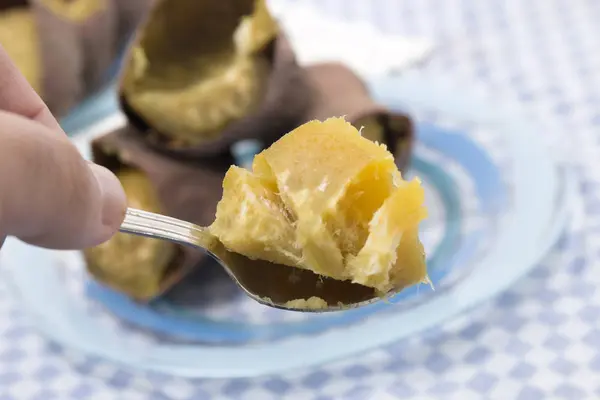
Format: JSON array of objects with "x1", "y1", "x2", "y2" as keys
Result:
[{"x1": 119, "y1": 208, "x2": 385, "y2": 312}]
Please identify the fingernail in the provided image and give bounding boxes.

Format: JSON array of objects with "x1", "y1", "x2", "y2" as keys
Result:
[{"x1": 88, "y1": 163, "x2": 127, "y2": 228}]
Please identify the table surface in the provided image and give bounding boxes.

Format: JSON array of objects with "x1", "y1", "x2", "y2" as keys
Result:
[{"x1": 2, "y1": 0, "x2": 600, "y2": 399}]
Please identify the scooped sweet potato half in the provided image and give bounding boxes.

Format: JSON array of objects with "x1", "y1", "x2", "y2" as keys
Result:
[{"x1": 120, "y1": 0, "x2": 278, "y2": 146}]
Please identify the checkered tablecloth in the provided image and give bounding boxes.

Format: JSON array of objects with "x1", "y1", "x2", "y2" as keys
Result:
[{"x1": 2, "y1": 0, "x2": 600, "y2": 398}]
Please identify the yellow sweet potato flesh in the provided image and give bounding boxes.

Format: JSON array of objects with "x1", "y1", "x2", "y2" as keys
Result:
[{"x1": 210, "y1": 117, "x2": 428, "y2": 293}]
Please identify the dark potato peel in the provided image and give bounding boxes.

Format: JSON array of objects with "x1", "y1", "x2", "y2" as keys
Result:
[
  {"x1": 113, "y1": 0, "x2": 154, "y2": 45},
  {"x1": 119, "y1": 0, "x2": 311, "y2": 157},
  {"x1": 37, "y1": 0, "x2": 117, "y2": 91}
]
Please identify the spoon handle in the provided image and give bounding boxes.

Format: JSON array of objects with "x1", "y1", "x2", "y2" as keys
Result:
[{"x1": 119, "y1": 208, "x2": 212, "y2": 249}]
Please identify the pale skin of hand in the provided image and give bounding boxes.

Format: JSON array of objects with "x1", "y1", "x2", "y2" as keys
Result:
[{"x1": 0, "y1": 45, "x2": 127, "y2": 250}]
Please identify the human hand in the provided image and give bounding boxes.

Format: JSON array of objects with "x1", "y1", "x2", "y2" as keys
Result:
[{"x1": 0, "y1": 45, "x2": 126, "y2": 250}]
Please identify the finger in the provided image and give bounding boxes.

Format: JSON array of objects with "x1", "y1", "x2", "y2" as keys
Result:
[
  {"x1": 0, "y1": 111, "x2": 126, "y2": 249},
  {"x1": 0, "y1": 45, "x2": 61, "y2": 131}
]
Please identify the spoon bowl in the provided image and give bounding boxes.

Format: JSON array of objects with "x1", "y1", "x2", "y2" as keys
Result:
[{"x1": 120, "y1": 208, "x2": 385, "y2": 312}]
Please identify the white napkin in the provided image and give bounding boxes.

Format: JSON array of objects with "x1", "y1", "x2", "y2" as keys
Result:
[{"x1": 268, "y1": 1, "x2": 435, "y2": 78}]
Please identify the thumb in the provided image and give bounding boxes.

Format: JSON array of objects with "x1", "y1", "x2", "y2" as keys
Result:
[{"x1": 0, "y1": 111, "x2": 126, "y2": 249}]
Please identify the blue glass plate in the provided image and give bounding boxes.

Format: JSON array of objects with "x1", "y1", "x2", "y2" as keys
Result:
[
  {"x1": 1, "y1": 71, "x2": 574, "y2": 378},
  {"x1": 82, "y1": 119, "x2": 498, "y2": 344}
]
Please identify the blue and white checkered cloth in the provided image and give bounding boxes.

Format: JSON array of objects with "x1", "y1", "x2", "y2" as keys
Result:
[{"x1": 2, "y1": 0, "x2": 600, "y2": 398}]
